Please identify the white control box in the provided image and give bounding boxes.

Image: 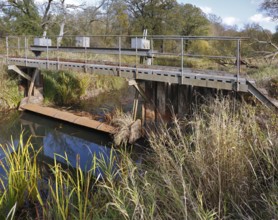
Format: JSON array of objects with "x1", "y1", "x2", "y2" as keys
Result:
[
  {"x1": 75, "y1": 37, "x2": 90, "y2": 47},
  {"x1": 34, "y1": 38, "x2": 52, "y2": 46},
  {"x1": 131, "y1": 38, "x2": 150, "y2": 49}
]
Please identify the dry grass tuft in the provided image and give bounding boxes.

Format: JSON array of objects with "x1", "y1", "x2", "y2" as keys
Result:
[{"x1": 111, "y1": 112, "x2": 134, "y2": 146}]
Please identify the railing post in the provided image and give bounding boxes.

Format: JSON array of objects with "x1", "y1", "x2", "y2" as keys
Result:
[
  {"x1": 17, "y1": 37, "x2": 20, "y2": 52},
  {"x1": 181, "y1": 37, "x2": 184, "y2": 84},
  {"x1": 57, "y1": 35, "x2": 60, "y2": 70},
  {"x1": 46, "y1": 36, "x2": 49, "y2": 69},
  {"x1": 236, "y1": 39, "x2": 241, "y2": 91},
  {"x1": 151, "y1": 37, "x2": 153, "y2": 65},
  {"x1": 24, "y1": 36, "x2": 28, "y2": 67},
  {"x1": 5, "y1": 36, "x2": 9, "y2": 64},
  {"x1": 136, "y1": 36, "x2": 138, "y2": 78},
  {"x1": 84, "y1": 37, "x2": 87, "y2": 73},
  {"x1": 118, "y1": 36, "x2": 121, "y2": 77}
]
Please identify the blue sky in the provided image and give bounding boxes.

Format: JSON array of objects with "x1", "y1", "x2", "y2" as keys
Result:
[{"x1": 182, "y1": 0, "x2": 277, "y2": 32}]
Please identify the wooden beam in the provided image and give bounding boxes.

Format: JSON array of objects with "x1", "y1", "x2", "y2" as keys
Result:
[
  {"x1": 28, "y1": 68, "x2": 39, "y2": 97},
  {"x1": 8, "y1": 65, "x2": 32, "y2": 81}
]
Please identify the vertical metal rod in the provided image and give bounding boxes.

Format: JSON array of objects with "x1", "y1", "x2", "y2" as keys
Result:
[
  {"x1": 151, "y1": 37, "x2": 153, "y2": 65},
  {"x1": 84, "y1": 39, "x2": 87, "y2": 73},
  {"x1": 25, "y1": 37, "x2": 27, "y2": 66},
  {"x1": 18, "y1": 37, "x2": 20, "y2": 51},
  {"x1": 236, "y1": 39, "x2": 241, "y2": 91},
  {"x1": 136, "y1": 36, "x2": 138, "y2": 78},
  {"x1": 135, "y1": 37, "x2": 138, "y2": 65},
  {"x1": 46, "y1": 37, "x2": 49, "y2": 69},
  {"x1": 5, "y1": 36, "x2": 9, "y2": 64},
  {"x1": 181, "y1": 37, "x2": 184, "y2": 84},
  {"x1": 119, "y1": 36, "x2": 121, "y2": 77},
  {"x1": 57, "y1": 36, "x2": 59, "y2": 70}
]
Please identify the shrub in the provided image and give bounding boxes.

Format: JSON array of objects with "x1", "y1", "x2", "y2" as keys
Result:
[{"x1": 43, "y1": 70, "x2": 89, "y2": 106}]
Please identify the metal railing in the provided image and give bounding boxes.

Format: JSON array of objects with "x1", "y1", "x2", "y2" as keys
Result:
[{"x1": 5, "y1": 35, "x2": 247, "y2": 90}]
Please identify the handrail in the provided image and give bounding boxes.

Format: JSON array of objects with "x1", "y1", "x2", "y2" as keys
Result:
[{"x1": 5, "y1": 35, "x2": 246, "y2": 90}]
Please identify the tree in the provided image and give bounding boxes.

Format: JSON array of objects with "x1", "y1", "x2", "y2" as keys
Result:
[
  {"x1": 0, "y1": 0, "x2": 41, "y2": 35},
  {"x1": 123, "y1": 0, "x2": 177, "y2": 34},
  {"x1": 176, "y1": 4, "x2": 209, "y2": 36},
  {"x1": 260, "y1": 0, "x2": 278, "y2": 20},
  {"x1": 39, "y1": 0, "x2": 54, "y2": 37}
]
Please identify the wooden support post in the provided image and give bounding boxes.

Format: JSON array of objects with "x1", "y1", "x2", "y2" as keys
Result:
[
  {"x1": 132, "y1": 90, "x2": 139, "y2": 121},
  {"x1": 8, "y1": 65, "x2": 32, "y2": 81},
  {"x1": 178, "y1": 85, "x2": 190, "y2": 117},
  {"x1": 28, "y1": 68, "x2": 39, "y2": 97},
  {"x1": 156, "y1": 82, "x2": 166, "y2": 121},
  {"x1": 145, "y1": 81, "x2": 156, "y2": 122}
]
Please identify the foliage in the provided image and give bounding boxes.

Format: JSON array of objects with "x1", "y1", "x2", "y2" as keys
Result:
[
  {"x1": 0, "y1": 65, "x2": 22, "y2": 110},
  {"x1": 175, "y1": 4, "x2": 210, "y2": 36},
  {"x1": 0, "y1": 134, "x2": 42, "y2": 218},
  {"x1": 42, "y1": 70, "x2": 89, "y2": 106},
  {"x1": 0, "y1": 0, "x2": 41, "y2": 35}
]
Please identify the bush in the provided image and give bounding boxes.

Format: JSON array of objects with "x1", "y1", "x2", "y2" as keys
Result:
[{"x1": 43, "y1": 70, "x2": 89, "y2": 106}]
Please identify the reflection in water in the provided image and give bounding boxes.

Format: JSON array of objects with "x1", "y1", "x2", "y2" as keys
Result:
[
  {"x1": 21, "y1": 112, "x2": 118, "y2": 176},
  {"x1": 0, "y1": 111, "x2": 118, "y2": 177},
  {"x1": 43, "y1": 130, "x2": 114, "y2": 175},
  {"x1": 0, "y1": 86, "x2": 142, "y2": 177}
]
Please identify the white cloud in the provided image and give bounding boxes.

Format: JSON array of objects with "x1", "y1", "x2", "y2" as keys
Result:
[
  {"x1": 200, "y1": 6, "x2": 212, "y2": 14},
  {"x1": 223, "y1": 17, "x2": 240, "y2": 26},
  {"x1": 249, "y1": 13, "x2": 272, "y2": 23}
]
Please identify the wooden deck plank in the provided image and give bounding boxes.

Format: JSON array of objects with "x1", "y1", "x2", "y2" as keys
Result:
[{"x1": 20, "y1": 104, "x2": 116, "y2": 134}]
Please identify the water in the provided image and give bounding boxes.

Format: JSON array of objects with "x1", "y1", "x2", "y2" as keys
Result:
[
  {"x1": 0, "y1": 86, "x2": 143, "y2": 177},
  {"x1": 0, "y1": 111, "x2": 115, "y2": 176}
]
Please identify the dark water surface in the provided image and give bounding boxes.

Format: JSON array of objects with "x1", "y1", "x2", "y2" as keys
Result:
[{"x1": 0, "y1": 86, "x2": 142, "y2": 177}]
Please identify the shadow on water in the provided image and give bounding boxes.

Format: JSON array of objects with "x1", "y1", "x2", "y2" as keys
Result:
[{"x1": 80, "y1": 86, "x2": 135, "y2": 119}]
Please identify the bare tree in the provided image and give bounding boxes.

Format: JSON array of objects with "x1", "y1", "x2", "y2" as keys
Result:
[
  {"x1": 41, "y1": 0, "x2": 54, "y2": 37},
  {"x1": 260, "y1": 0, "x2": 278, "y2": 20}
]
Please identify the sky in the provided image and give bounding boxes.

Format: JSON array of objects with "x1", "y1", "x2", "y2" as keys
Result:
[
  {"x1": 36, "y1": 0, "x2": 277, "y2": 33},
  {"x1": 182, "y1": 0, "x2": 277, "y2": 32}
]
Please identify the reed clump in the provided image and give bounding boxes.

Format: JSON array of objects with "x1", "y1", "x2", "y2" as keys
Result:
[
  {"x1": 0, "y1": 134, "x2": 42, "y2": 219},
  {"x1": 145, "y1": 99, "x2": 278, "y2": 219}
]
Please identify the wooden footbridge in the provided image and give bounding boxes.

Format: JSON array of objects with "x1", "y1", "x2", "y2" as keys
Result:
[{"x1": 3, "y1": 35, "x2": 278, "y2": 133}]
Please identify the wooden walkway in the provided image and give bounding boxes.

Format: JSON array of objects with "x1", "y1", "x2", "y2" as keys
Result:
[{"x1": 20, "y1": 104, "x2": 116, "y2": 134}]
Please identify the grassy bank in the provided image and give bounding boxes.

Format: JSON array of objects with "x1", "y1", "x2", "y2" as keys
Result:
[
  {"x1": 247, "y1": 65, "x2": 278, "y2": 99},
  {"x1": 42, "y1": 70, "x2": 127, "y2": 106},
  {"x1": 0, "y1": 65, "x2": 22, "y2": 111},
  {"x1": 0, "y1": 99, "x2": 277, "y2": 219}
]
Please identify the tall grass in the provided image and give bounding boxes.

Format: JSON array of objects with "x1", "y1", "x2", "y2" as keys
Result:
[
  {"x1": 0, "y1": 98, "x2": 276, "y2": 219},
  {"x1": 0, "y1": 65, "x2": 22, "y2": 110},
  {"x1": 145, "y1": 99, "x2": 278, "y2": 219},
  {"x1": 0, "y1": 134, "x2": 42, "y2": 218}
]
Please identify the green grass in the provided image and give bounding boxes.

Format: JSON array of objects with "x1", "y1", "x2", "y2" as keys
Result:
[
  {"x1": 42, "y1": 70, "x2": 126, "y2": 107},
  {"x1": 0, "y1": 65, "x2": 23, "y2": 110}
]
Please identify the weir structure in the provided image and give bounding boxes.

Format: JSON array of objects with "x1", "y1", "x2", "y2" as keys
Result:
[{"x1": 3, "y1": 35, "x2": 278, "y2": 132}]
